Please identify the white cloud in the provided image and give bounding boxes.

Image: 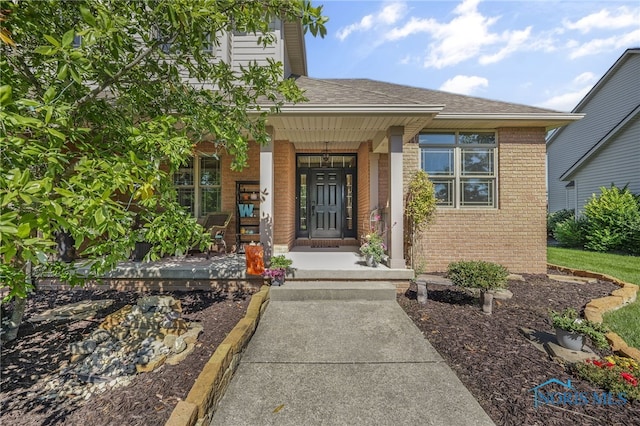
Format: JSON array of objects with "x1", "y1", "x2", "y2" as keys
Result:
[
  {"x1": 563, "y1": 6, "x2": 640, "y2": 33},
  {"x1": 383, "y1": 0, "x2": 535, "y2": 68},
  {"x1": 479, "y1": 27, "x2": 532, "y2": 65},
  {"x1": 569, "y1": 29, "x2": 640, "y2": 59},
  {"x1": 336, "y1": 1, "x2": 408, "y2": 41},
  {"x1": 538, "y1": 86, "x2": 592, "y2": 112},
  {"x1": 440, "y1": 75, "x2": 489, "y2": 95},
  {"x1": 573, "y1": 72, "x2": 596, "y2": 85},
  {"x1": 538, "y1": 72, "x2": 598, "y2": 111}
]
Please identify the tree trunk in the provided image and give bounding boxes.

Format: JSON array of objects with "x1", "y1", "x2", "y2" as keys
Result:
[{"x1": 3, "y1": 296, "x2": 27, "y2": 342}]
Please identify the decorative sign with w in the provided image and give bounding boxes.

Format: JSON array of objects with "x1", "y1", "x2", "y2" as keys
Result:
[{"x1": 238, "y1": 203, "x2": 254, "y2": 218}]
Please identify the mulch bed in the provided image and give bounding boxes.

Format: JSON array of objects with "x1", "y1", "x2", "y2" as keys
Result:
[
  {"x1": 3, "y1": 274, "x2": 639, "y2": 425},
  {"x1": 1, "y1": 288, "x2": 250, "y2": 426},
  {"x1": 399, "y1": 274, "x2": 640, "y2": 425}
]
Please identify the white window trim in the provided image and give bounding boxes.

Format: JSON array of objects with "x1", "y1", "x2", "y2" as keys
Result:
[{"x1": 420, "y1": 130, "x2": 499, "y2": 209}]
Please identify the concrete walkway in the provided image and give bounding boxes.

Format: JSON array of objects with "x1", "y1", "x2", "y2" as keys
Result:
[{"x1": 211, "y1": 282, "x2": 495, "y2": 426}]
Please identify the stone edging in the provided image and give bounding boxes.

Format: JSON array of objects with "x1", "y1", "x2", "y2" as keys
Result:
[
  {"x1": 165, "y1": 285, "x2": 271, "y2": 426},
  {"x1": 547, "y1": 264, "x2": 640, "y2": 362}
]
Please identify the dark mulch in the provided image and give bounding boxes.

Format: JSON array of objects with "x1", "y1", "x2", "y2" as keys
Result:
[
  {"x1": 1, "y1": 288, "x2": 250, "y2": 426},
  {"x1": 399, "y1": 274, "x2": 640, "y2": 426}
]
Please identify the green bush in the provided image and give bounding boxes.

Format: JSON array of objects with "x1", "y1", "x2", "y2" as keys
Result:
[
  {"x1": 583, "y1": 185, "x2": 640, "y2": 253},
  {"x1": 446, "y1": 260, "x2": 509, "y2": 290},
  {"x1": 553, "y1": 217, "x2": 587, "y2": 248},
  {"x1": 547, "y1": 209, "x2": 574, "y2": 237}
]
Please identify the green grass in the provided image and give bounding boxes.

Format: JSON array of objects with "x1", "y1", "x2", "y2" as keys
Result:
[
  {"x1": 603, "y1": 302, "x2": 640, "y2": 349},
  {"x1": 547, "y1": 247, "x2": 640, "y2": 285},
  {"x1": 547, "y1": 247, "x2": 640, "y2": 349}
]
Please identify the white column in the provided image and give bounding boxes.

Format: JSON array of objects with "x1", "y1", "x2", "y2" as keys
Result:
[
  {"x1": 260, "y1": 127, "x2": 275, "y2": 257},
  {"x1": 387, "y1": 126, "x2": 405, "y2": 269}
]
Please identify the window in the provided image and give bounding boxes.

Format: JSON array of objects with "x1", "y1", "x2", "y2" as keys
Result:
[
  {"x1": 155, "y1": 29, "x2": 215, "y2": 54},
  {"x1": 419, "y1": 131, "x2": 497, "y2": 208},
  {"x1": 173, "y1": 155, "x2": 221, "y2": 217}
]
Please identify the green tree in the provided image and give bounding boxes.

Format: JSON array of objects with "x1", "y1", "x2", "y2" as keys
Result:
[{"x1": 0, "y1": 0, "x2": 327, "y2": 341}]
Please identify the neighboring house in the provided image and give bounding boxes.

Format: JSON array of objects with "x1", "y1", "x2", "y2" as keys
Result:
[
  {"x1": 182, "y1": 20, "x2": 582, "y2": 274},
  {"x1": 547, "y1": 48, "x2": 640, "y2": 215}
]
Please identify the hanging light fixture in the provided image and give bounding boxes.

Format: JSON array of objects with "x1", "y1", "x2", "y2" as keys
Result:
[{"x1": 322, "y1": 142, "x2": 330, "y2": 165}]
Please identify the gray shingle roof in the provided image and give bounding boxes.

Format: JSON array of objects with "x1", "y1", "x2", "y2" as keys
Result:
[{"x1": 292, "y1": 76, "x2": 560, "y2": 114}]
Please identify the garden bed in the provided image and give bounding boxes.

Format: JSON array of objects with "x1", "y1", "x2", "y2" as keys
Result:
[{"x1": 399, "y1": 274, "x2": 640, "y2": 425}]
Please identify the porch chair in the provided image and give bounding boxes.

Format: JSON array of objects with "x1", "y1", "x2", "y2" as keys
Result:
[{"x1": 201, "y1": 212, "x2": 232, "y2": 258}]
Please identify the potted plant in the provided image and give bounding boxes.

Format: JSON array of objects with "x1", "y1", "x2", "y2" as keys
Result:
[
  {"x1": 549, "y1": 308, "x2": 609, "y2": 351},
  {"x1": 446, "y1": 260, "x2": 509, "y2": 314},
  {"x1": 262, "y1": 255, "x2": 293, "y2": 286},
  {"x1": 360, "y1": 231, "x2": 385, "y2": 267}
]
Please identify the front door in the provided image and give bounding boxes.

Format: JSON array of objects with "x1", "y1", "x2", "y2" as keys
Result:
[{"x1": 310, "y1": 169, "x2": 342, "y2": 238}]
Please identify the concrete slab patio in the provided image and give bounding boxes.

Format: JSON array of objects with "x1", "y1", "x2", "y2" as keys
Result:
[{"x1": 211, "y1": 283, "x2": 495, "y2": 426}]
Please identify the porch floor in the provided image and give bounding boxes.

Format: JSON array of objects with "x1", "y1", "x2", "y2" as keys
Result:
[{"x1": 94, "y1": 246, "x2": 413, "y2": 282}]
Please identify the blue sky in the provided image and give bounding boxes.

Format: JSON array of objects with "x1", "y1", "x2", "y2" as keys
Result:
[{"x1": 305, "y1": 0, "x2": 640, "y2": 111}]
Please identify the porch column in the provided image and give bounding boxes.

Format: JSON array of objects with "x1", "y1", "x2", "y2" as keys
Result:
[
  {"x1": 260, "y1": 127, "x2": 275, "y2": 258},
  {"x1": 387, "y1": 126, "x2": 405, "y2": 269},
  {"x1": 369, "y1": 153, "x2": 379, "y2": 210}
]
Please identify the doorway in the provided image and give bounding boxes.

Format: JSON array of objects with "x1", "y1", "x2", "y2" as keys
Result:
[{"x1": 296, "y1": 154, "x2": 357, "y2": 239}]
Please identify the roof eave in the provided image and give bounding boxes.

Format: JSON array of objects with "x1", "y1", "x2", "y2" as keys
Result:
[
  {"x1": 434, "y1": 113, "x2": 584, "y2": 130},
  {"x1": 272, "y1": 104, "x2": 446, "y2": 116}
]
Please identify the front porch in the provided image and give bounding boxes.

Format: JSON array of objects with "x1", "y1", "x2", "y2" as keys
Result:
[{"x1": 37, "y1": 247, "x2": 413, "y2": 293}]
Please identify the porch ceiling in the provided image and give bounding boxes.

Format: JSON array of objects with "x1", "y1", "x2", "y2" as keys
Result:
[{"x1": 266, "y1": 105, "x2": 442, "y2": 152}]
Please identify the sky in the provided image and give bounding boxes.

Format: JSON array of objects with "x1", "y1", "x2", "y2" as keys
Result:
[{"x1": 304, "y1": 0, "x2": 640, "y2": 112}]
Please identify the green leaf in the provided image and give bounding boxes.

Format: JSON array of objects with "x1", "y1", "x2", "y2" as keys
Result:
[
  {"x1": 94, "y1": 208, "x2": 105, "y2": 225},
  {"x1": 34, "y1": 46, "x2": 56, "y2": 55},
  {"x1": 44, "y1": 34, "x2": 60, "y2": 47},
  {"x1": 69, "y1": 66, "x2": 82, "y2": 84},
  {"x1": 62, "y1": 29, "x2": 75, "y2": 48},
  {"x1": 47, "y1": 128, "x2": 66, "y2": 141},
  {"x1": 57, "y1": 63, "x2": 69, "y2": 80},
  {"x1": 0, "y1": 225, "x2": 18, "y2": 235},
  {"x1": 17, "y1": 222, "x2": 31, "y2": 238},
  {"x1": 0, "y1": 85, "x2": 12, "y2": 106},
  {"x1": 44, "y1": 86, "x2": 57, "y2": 103},
  {"x1": 79, "y1": 6, "x2": 96, "y2": 26}
]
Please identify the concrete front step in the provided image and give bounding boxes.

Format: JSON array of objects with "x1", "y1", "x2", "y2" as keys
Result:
[{"x1": 270, "y1": 281, "x2": 397, "y2": 301}]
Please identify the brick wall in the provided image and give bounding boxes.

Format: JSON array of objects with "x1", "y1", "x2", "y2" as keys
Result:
[
  {"x1": 357, "y1": 142, "x2": 371, "y2": 238},
  {"x1": 410, "y1": 128, "x2": 548, "y2": 274},
  {"x1": 273, "y1": 141, "x2": 296, "y2": 249}
]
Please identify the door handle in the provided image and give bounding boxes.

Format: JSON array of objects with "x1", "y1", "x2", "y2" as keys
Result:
[{"x1": 311, "y1": 202, "x2": 315, "y2": 214}]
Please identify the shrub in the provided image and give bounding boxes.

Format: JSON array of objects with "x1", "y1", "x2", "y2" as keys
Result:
[
  {"x1": 446, "y1": 260, "x2": 509, "y2": 290},
  {"x1": 584, "y1": 185, "x2": 640, "y2": 253},
  {"x1": 547, "y1": 209, "x2": 574, "y2": 237},
  {"x1": 553, "y1": 217, "x2": 587, "y2": 248}
]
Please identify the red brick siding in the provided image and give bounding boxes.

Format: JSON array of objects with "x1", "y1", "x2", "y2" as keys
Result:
[
  {"x1": 357, "y1": 142, "x2": 371, "y2": 238},
  {"x1": 410, "y1": 128, "x2": 547, "y2": 274},
  {"x1": 274, "y1": 141, "x2": 296, "y2": 249}
]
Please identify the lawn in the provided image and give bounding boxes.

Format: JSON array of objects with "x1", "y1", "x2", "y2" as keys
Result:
[{"x1": 548, "y1": 246, "x2": 640, "y2": 349}]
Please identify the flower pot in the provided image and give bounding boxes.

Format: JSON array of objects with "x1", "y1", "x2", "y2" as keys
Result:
[
  {"x1": 365, "y1": 255, "x2": 378, "y2": 267},
  {"x1": 270, "y1": 276, "x2": 284, "y2": 286},
  {"x1": 555, "y1": 328, "x2": 586, "y2": 351}
]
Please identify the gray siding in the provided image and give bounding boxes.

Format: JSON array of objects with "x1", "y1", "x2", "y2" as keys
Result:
[
  {"x1": 548, "y1": 52, "x2": 640, "y2": 212},
  {"x1": 573, "y1": 116, "x2": 640, "y2": 213},
  {"x1": 230, "y1": 28, "x2": 282, "y2": 75}
]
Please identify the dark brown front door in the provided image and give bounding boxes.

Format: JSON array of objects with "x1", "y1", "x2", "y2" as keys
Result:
[{"x1": 310, "y1": 169, "x2": 342, "y2": 238}]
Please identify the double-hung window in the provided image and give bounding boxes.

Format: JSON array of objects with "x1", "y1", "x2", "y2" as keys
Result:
[
  {"x1": 419, "y1": 132, "x2": 497, "y2": 208},
  {"x1": 173, "y1": 155, "x2": 221, "y2": 218}
]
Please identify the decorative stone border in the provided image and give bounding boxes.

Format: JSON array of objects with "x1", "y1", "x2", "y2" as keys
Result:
[
  {"x1": 165, "y1": 285, "x2": 270, "y2": 426},
  {"x1": 548, "y1": 264, "x2": 640, "y2": 362}
]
